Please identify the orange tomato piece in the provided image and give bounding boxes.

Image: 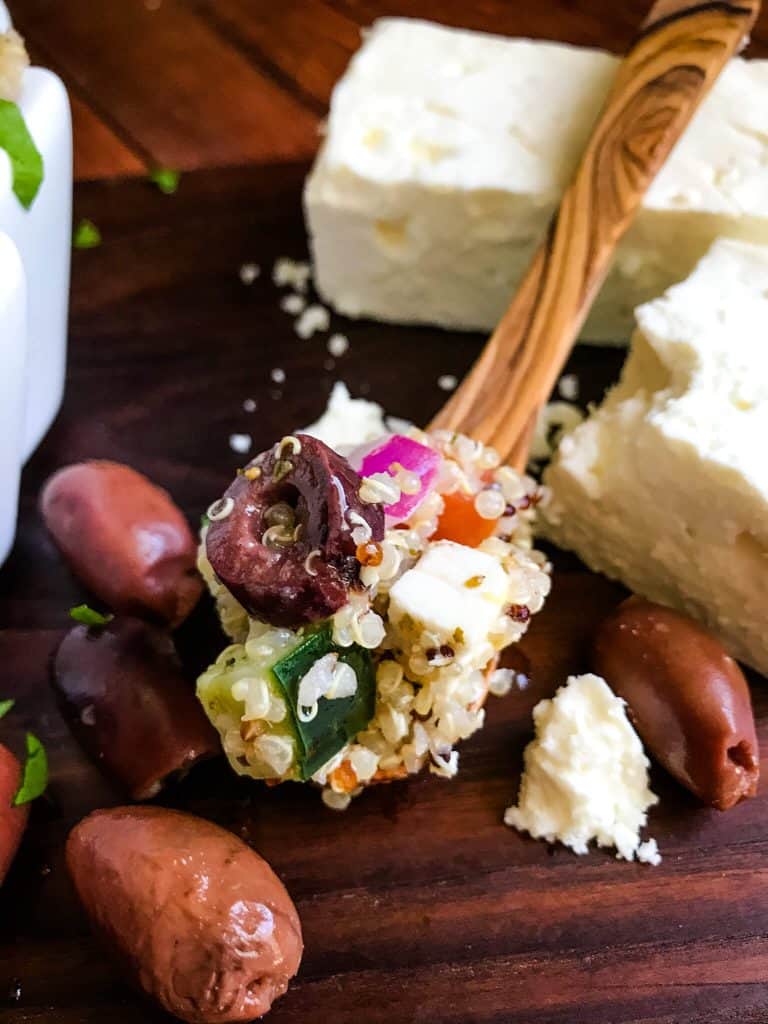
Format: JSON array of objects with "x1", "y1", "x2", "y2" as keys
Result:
[{"x1": 432, "y1": 491, "x2": 499, "y2": 547}]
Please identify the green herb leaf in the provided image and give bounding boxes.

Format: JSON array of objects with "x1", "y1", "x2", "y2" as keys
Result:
[
  {"x1": 73, "y1": 219, "x2": 101, "y2": 250},
  {"x1": 0, "y1": 99, "x2": 44, "y2": 209},
  {"x1": 0, "y1": 699, "x2": 14, "y2": 720},
  {"x1": 271, "y1": 626, "x2": 376, "y2": 779},
  {"x1": 200, "y1": 513, "x2": 210, "y2": 530},
  {"x1": 70, "y1": 604, "x2": 113, "y2": 627},
  {"x1": 13, "y1": 732, "x2": 48, "y2": 806},
  {"x1": 149, "y1": 167, "x2": 180, "y2": 195}
]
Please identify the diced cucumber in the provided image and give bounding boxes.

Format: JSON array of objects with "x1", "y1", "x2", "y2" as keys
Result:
[{"x1": 271, "y1": 627, "x2": 376, "y2": 779}]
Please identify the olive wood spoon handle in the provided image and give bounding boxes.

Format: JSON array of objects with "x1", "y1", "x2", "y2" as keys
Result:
[{"x1": 430, "y1": 0, "x2": 760, "y2": 470}]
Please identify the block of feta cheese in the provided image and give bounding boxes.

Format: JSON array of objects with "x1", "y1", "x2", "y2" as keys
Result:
[
  {"x1": 504, "y1": 674, "x2": 660, "y2": 864},
  {"x1": 0, "y1": 3, "x2": 72, "y2": 456},
  {"x1": 0, "y1": 232, "x2": 27, "y2": 563},
  {"x1": 388, "y1": 539, "x2": 509, "y2": 672},
  {"x1": 543, "y1": 238, "x2": 768, "y2": 675},
  {"x1": 305, "y1": 18, "x2": 768, "y2": 343}
]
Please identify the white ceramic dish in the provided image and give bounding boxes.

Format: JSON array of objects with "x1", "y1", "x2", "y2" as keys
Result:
[
  {"x1": 0, "y1": 1, "x2": 72, "y2": 559},
  {"x1": 0, "y1": 232, "x2": 27, "y2": 563}
]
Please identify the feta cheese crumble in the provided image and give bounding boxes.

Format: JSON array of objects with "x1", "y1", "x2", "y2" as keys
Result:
[
  {"x1": 229, "y1": 433, "x2": 252, "y2": 455},
  {"x1": 273, "y1": 257, "x2": 311, "y2": 293},
  {"x1": 238, "y1": 262, "x2": 260, "y2": 285},
  {"x1": 504, "y1": 674, "x2": 660, "y2": 864},
  {"x1": 295, "y1": 303, "x2": 330, "y2": 339},
  {"x1": 557, "y1": 374, "x2": 579, "y2": 401},
  {"x1": 327, "y1": 332, "x2": 349, "y2": 357},
  {"x1": 281, "y1": 293, "x2": 307, "y2": 315},
  {"x1": 303, "y1": 381, "x2": 387, "y2": 453}
]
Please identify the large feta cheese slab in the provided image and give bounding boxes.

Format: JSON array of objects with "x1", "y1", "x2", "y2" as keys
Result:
[
  {"x1": 504, "y1": 674, "x2": 660, "y2": 864},
  {"x1": 305, "y1": 18, "x2": 768, "y2": 343},
  {"x1": 0, "y1": 232, "x2": 27, "y2": 563},
  {"x1": 543, "y1": 238, "x2": 768, "y2": 674}
]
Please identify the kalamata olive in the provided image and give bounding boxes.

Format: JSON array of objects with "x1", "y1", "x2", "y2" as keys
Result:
[
  {"x1": 53, "y1": 618, "x2": 219, "y2": 799},
  {"x1": 41, "y1": 461, "x2": 202, "y2": 627},
  {"x1": 67, "y1": 807, "x2": 303, "y2": 1023},
  {"x1": 593, "y1": 598, "x2": 759, "y2": 811},
  {"x1": 0, "y1": 744, "x2": 28, "y2": 885},
  {"x1": 206, "y1": 433, "x2": 384, "y2": 627}
]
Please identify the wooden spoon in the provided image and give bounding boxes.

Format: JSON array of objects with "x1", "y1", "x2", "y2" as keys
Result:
[{"x1": 430, "y1": 0, "x2": 760, "y2": 470}]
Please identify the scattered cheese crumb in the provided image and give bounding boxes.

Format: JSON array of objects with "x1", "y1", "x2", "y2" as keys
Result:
[
  {"x1": 295, "y1": 304, "x2": 331, "y2": 339},
  {"x1": 328, "y1": 333, "x2": 349, "y2": 357},
  {"x1": 504, "y1": 674, "x2": 660, "y2": 865},
  {"x1": 304, "y1": 381, "x2": 387, "y2": 454},
  {"x1": 239, "y1": 262, "x2": 260, "y2": 285},
  {"x1": 558, "y1": 373, "x2": 579, "y2": 401},
  {"x1": 243, "y1": 398, "x2": 257, "y2": 413},
  {"x1": 438, "y1": 374, "x2": 458, "y2": 392},
  {"x1": 529, "y1": 401, "x2": 585, "y2": 465},
  {"x1": 229, "y1": 433, "x2": 252, "y2": 454},
  {"x1": 273, "y1": 257, "x2": 311, "y2": 293},
  {"x1": 280, "y1": 293, "x2": 306, "y2": 315},
  {"x1": 271, "y1": 367, "x2": 286, "y2": 385},
  {"x1": 637, "y1": 838, "x2": 661, "y2": 866}
]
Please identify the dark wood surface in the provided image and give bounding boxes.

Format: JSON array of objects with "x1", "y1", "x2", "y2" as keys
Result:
[{"x1": 2, "y1": 3, "x2": 768, "y2": 1023}]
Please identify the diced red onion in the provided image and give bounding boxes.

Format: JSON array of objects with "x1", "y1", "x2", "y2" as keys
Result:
[{"x1": 359, "y1": 436, "x2": 440, "y2": 523}]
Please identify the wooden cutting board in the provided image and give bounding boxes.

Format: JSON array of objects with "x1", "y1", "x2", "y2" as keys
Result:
[{"x1": 0, "y1": 164, "x2": 767, "y2": 1024}]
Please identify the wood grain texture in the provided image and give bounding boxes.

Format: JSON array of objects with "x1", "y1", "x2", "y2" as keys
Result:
[
  {"x1": 430, "y1": 0, "x2": 760, "y2": 466},
  {"x1": 1, "y1": 164, "x2": 767, "y2": 1024},
  {"x1": 13, "y1": 0, "x2": 319, "y2": 173},
  {"x1": 7, "y1": 0, "x2": 768, "y2": 181}
]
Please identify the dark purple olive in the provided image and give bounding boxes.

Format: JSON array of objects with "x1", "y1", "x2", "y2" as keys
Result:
[
  {"x1": 53, "y1": 618, "x2": 219, "y2": 799},
  {"x1": 206, "y1": 433, "x2": 384, "y2": 627},
  {"x1": 41, "y1": 461, "x2": 203, "y2": 628}
]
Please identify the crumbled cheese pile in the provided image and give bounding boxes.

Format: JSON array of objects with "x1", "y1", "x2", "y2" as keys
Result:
[
  {"x1": 504, "y1": 674, "x2": 660, "y2": 865},
  {"x1": 0, "y1": 28, "x2": 29, "y2": 102},
  {"x1": 304, "y1": 381, "x2": 388, "y2": 453}
]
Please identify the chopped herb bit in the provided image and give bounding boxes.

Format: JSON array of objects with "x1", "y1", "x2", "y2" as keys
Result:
[
  {"x1": 0, "y1": 100, "x2": 44, "y2": 209},
  {"x1": 149, "y1": 167, "x2": 180, "y2": 195},
  {"x1": 13, "y1": 732, "x2": 48, "y2": 806},
  {"x1": 73, "y1": 219, "x2": 101, "y2": 249},
  {"x1": 0, "y1": 699, "x2": 14, "y2": 720},
  {"x1": 200, "y1": 512, "x2": 210, "y2": 529},
  {"x1": 70, "y1": 604, "x2": 113, "y2": 627}
]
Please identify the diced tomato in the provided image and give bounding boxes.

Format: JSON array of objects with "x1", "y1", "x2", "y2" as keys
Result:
[{"x1": 432, "y1": 491, "x2": 499, "y2": 547}]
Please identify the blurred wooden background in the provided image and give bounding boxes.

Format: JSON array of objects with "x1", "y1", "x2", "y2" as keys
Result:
[{"x1": 11, "y1": 0, "x2": 768, "y2": 181}]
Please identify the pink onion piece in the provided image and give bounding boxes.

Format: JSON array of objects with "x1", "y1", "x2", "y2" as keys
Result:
[{"x1": 359, "y1": 435, "x2": 440, "y2": 523}]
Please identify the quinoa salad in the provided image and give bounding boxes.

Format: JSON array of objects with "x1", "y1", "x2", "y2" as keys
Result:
[{"x1": 197, "y1": 420, "x2": 551, "y2": 809}]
